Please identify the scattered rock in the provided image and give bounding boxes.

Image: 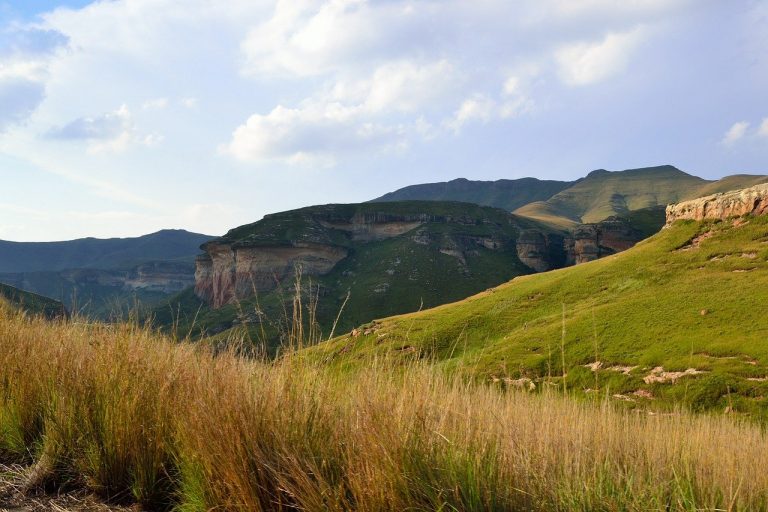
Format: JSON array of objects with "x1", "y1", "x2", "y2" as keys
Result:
[{"x1": 643, "y1": 366, "x2": 704, "y2": 384}]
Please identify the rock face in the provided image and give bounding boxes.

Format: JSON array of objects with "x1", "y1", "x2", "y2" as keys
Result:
[
  {"x1": 568, "y1": 217, "x2": 642, "y2": 264},
  {"x1": 515, "y1": 230, "x2": 566, "y2": 272},
  {"x1": 193, "y1": 202, "x2": 529, "y2": 310},
  {"x1": 195, "y1": 242, "x2": 348, "y2": 308},
  {"x1": 666, "y1": 183, "x2": 768, "y2": 224}
]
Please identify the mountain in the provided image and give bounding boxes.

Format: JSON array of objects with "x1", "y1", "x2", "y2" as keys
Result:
[
  {"x1": 154, "y1": 201, "x2": 558, "y2": 348},
  {"x1": 371, "y1": 177, "x2": 574, "y2": 212},
  {"x1": 311, "y1": 183, "x2": 768, "y2": 416},
  {"x1": 0, "y1": 229, "x2": 214, "y2": 273},
  {"x1": 517, "y1": 166, "x2": 768, "y2": 227},
  {"x1": 0, "y1": 229, "x2": 214, "y2": 318},
  {"x1": 375, "y1": 165, "x2": 768, "y2": 230},
  {"x1": 0, "y1": 282, "x2": 66, "y2": 319}
]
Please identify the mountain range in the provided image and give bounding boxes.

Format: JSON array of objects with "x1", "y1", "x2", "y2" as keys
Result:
[{"x1": 0, "y1": 229, "x2": 214, "y2": 318}]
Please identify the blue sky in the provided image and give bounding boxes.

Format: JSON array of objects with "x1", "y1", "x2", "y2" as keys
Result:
[{"x1": 1, "y1": 0, "x2": 767, "y2": 241}]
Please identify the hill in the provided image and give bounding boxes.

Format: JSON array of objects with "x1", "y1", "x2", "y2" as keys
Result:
[
  {"x1": 0, "y1": 282, "x2": 66, "y2": 318},
  {"x1": 0, "y1": 229, "x2": 213, "y2": 273},
  {"x1": 154, "y1": 201, "x2": 557, "y2": 349},
  {"x1": 374, "y1": 165, "x2": 768, "y2": 230},
  {"x1": 371, "y1": 177, "x2": 574, "y2": 212},
  {"x1": 514, "y1": 166, "x2": 768, "y2": 226},
  {"x1": 0, "y1": 229, "x2": 214, "y2": 318},
  {"x1": 311, "y1": 185, "x2": 768, "y2": 417}
]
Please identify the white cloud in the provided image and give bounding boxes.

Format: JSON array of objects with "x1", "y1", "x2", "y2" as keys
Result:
[
  {"x1": 47, "y1": 104, "x2": 162, "y2": 154},
  {"x1": 758, "y1": 118, "x2": 768, "y2": 138},
  {"x1": 142, "y1": 97, "x2": 168, "y2": 110},
  {"x1": 223, "y1": 58, "x2": 455, "y2": 164},
  {"x1": 447, "y1": 95, "x2": 496, "y2": 133},
  {"x1": 721, "y1": 121, "x2": 750, "y2": 146},
  {"x1": 556, "y1": 26, "x2": 647, "y2": 86},
  {"x1": 180, "y1": 97, "x2": 198, "y2": 108}
]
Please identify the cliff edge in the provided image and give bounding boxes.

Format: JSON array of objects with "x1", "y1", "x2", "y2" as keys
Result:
[{"x1": 666, "y1": 183, "x2": 768, "y2": 224}]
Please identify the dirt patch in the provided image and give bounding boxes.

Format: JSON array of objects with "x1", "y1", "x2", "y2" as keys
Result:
[
  {"x1": 632, "y1": 389, "x2": 655, "y2": 399},
  {"x1": 1, "y1": 464, "x2": 130, "y2": 512},
  {"x1": 747, "y1": 377, "x2": 768, "y2": 382},
  {"x1": 677, "y1": 231, "x2": 713, "y2": 251},
  {"x1": 742, "y1": 252, "x2": 758, "y2": 259},
  {"x1": 643, "y1": 366, "x2": 705, "y2": 384}
]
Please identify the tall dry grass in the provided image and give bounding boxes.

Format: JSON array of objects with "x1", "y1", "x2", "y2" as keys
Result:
[{"x1": 1, "y1": 301, "x2": 767, "y2": 511}]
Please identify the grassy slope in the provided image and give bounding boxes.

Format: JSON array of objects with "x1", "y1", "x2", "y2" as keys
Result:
[
  {"x1": 0, "y1": 283, "x2": 66, "y2": 318},
  {"x1": 515, "y1": 166, "x2": 768, "y2": 226},
  {"x1": 371, "y1": 177, "x2": 574, "y2": 212},
  {"x1": 312, "y1": 214, "x2": 768, "y2": 416}
]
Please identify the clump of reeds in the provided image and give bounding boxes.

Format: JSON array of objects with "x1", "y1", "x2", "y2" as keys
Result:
[{"x1": 1, "y1": 300, "x2": 767, "y2": 511}]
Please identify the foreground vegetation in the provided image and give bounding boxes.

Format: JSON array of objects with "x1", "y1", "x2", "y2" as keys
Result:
[{"x1": 2, "y1": 304, "x2": 768, "y2": 511}]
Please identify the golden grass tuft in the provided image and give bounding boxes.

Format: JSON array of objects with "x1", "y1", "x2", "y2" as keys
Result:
[{"x1": 1, "y1": 301, "x2": 767, "y2": 511}]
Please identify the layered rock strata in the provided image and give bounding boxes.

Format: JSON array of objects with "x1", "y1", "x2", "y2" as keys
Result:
[
  {"x1": 666, "y1": 183, "x2": 768, "y2": 224},
  {"x1": 195, "y1": 243, "x2": 348, "y2": 308}
]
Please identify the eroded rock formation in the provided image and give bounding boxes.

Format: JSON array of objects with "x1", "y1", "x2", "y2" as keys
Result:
[
  {"x1": 568, "y1": 217, "x2": 642, "y2": 264},
  {"x1": 195, "y1": 242, "x2": 348, "y2": 308},
  {"x1": 666, "y1": 183, "x2": 768, "y2": 224}
]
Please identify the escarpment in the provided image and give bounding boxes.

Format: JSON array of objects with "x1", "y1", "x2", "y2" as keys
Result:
[
  {"x1": 193, "y1": 202, "x2": 536, "y2": 309},
  {"x1": 666, "y1": 183, "x2": 768, "y2": 224},
  {"x1": 195, "y1": 242, "x2": 349, "y2": 308}
]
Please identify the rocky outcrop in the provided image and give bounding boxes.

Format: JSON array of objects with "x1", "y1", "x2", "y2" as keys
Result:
[
  {"x1": 516, "y1": 230, "x2": 566, "y2": 272},
  {"x1": 195, "y1": 242, "x2": 348, "y2": 309},
  {"x1": 568, "y1": 217, "x2": 642, "y2": 264},
  {"x1": 123, "y1": 262, "x2": 195, "y2": 293},
  {"x1": 666, "y1": 183, "x2": 768, "y2": 224}
]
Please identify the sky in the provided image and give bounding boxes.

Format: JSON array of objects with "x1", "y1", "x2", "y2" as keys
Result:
[{"x1": 0, "y1": 0, "x2": 767, "y2": 241}]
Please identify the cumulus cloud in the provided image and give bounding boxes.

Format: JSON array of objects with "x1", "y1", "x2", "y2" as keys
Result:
[
  {"x1": 721, "y1": 121, "x2": 750, "y2": 146},
  {"x1": 47, "y1": 105, "x2": 162, "y2": 153},
  {"x1": 223, "y1": 59, "x2": 455, "y2": 164},
  {"x1": 0, "y1": 26, "x2": 67, "y2": 129},
  {"x1": 447, "y1": 95, "x2": 496, "y2": 133},
  {"x1": 758, "y1": 118, "x2": 768, "y2": 138},
  {"x1": 556, "y1": 26, "x2": 647, "y2": 86}
]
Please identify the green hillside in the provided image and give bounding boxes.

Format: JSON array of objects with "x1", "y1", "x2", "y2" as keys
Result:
[
  {"x1": 312, "y1": 213, "x2": 768, "y2": 416},
  {"x1": 0, "y1": 282, "x2": 66, "y2": 318},
  {"x1": 514, "y1": 166, "x2": 768, "y2": 226},
  {"x1": 371, "y1": 177, "x2": 574, "y2": 212},
  {"x1": 154, "y1": 201, "x2": 556, "y2": 350}
]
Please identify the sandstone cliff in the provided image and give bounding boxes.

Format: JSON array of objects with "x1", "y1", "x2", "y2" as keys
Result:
[
  {"x1": 567, "y1": 217, "x2": 643, "y2": 264},
  {"x1": 665, "y1": 183, "x2": 768, "y2": 224},
  {"x1": 193, "y1": 202, "x2": 532, "y2": 309}
]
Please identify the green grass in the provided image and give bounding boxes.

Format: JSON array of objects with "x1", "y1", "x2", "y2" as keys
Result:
[{"x1": 310, "y1": 214, "x2": 768, "y2": 417}]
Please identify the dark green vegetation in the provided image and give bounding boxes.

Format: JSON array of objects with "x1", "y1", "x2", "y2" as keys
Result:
[
  {"x1": 0, "y1": 282, "x2": 65, "y2": 318},
  {"x1": 313, "y1": 214, "x2": 768, "y2": 417},
  {"x1": 0, "y1": 230, "x2": 213, "y2": 319},
  {"x1": 372, "y1": 176, "x2": 574, "y2": 212},
  {"x1": 155, "y1": 202, "x2": 552, "y2": 351}
]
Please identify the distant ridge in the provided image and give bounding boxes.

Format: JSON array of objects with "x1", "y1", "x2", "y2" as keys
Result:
[
  {"x1": 0, "y1": 282, "x2": 66, "y2": 319},
  {"x1": 0, "y1": 229, "x2": 215, "y2": 273},
  {"x1": 374, "y1": 165, "x2": 768, "y2": 229},
  {"x1": 371, "y1": 177, "x2": 574, "y2": 212}
]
